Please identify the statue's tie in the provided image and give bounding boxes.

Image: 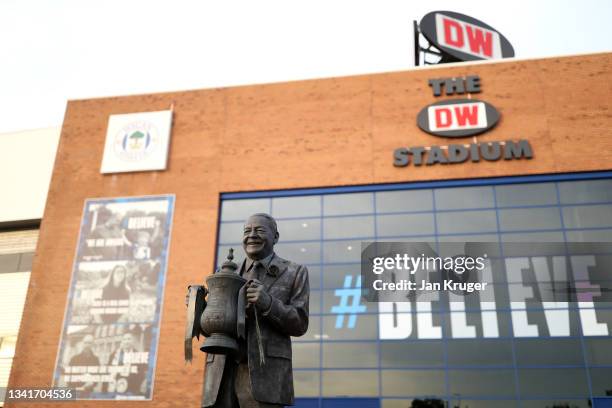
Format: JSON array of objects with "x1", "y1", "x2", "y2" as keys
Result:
[
  {"x1": 252, "y1": 260, "x2": 261, "y2": 280},
  {"x1": 251, "y1": 260, "x2": 265, "y2": 365}
]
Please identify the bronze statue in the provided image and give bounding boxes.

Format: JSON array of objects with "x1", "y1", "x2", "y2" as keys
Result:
[{"x1": 186, "y1": 213, "x2": 310, "y2": 407}]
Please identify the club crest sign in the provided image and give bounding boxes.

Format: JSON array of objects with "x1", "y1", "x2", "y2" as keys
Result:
[
  {"x1": 101, "y1": 110, "x2": 173, "y2": 174},
  {"x1": 113, "y1": 121, "x2": 160, "y2": 162}
]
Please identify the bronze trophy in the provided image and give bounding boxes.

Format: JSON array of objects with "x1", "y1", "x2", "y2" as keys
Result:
[{"x1": 184, "y1": 248, "x2": 246, "y2": 361}]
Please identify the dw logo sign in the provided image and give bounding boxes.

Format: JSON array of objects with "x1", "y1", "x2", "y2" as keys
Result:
[
  {"x1": 417, "y1": 99, "x2": 500, "y2": 137},
  {"x1": 419, "y1": 11, "x2": 515, "y2": 62},
  {"x1": 392, "y1": 74, "x2": 534, "y2": 168},
  {"x1": 435, "y1": 13, "x2": 502, "y2": 59}
]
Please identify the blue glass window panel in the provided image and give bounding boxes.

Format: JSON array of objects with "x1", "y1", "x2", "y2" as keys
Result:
[
  {"x1": 498, "y1": 208, "x2": 562, "y2": 231},
  {"x1": 324, "y1": 216, "x2": 375, "y2": 240},
  {"x1": 322, "y1": 342, "x2": 378, "y2": 368},
  {"x1": 218, "y1": 221, "x2": 244, "y2": 244},
  {"x1": 376, "y1": 213, "x2": 435, "y2": 237},
  {"x1": 514, "y1": 338, "x2": 584, "y2": 366},
  {"x1": 277, "y1": 218, "x2": 322, "y2": 241},
  {"x1": 322, "y1": 370, "x2": 379, "y2": 397},
  {"x1": 566, "y1": 229, "x2": 612, "y2": 242},
  {"x1": 323, "y1": 240, "x2": 362, "y2": 263},
  {"x1": 272, "y1": 195, "x2": 321, "y2": 218},
  {"x1": 294, "y1": 373, "x2": 320, "y2": 397},
  {"x1": 446, "y1": 339, "x2": 513, "y2": 367},
  {"x1": 448, "y1": 369, "x2": 517, "y2": 397},
  {"x1": 322, "y1": 314, "x2": 378, "y2": 340},
  {"x1": 563, "y1": 205, "x2": 612, "y2": 229},
  {"x1": 292, "y1": 342, "x2": 321, "y2": 368},
  {"x1": 436, "y1": 210, "x2": 498, "y2": 234},
  {"x1": 380, "y1": 341, "x2": 444, "y2": 368},
  {"x1": 381, "y1": 369, "x2": 445, "y2": 396},
  {"x1": 589, "y1": 368, "x2": 612, "y2": 397},
  {"x1": 518, "y1": 368, "x2": 589, "y2": 398},
  {"x1": 558, "y1": 179, "x2": 612, "y2": 204},
  {"x1": 275, "y1": 242, "x2": 321, "y2": 264},
  {"x1": 500, "y1": 231, "x2": 565, "y2": 242},
  {"x1": 435, "y1": 186, "x2": 494, "y2": 210},
  {"x1": 324, "y1": 193, "x2": 374, "y2": 216},
  {"x1": 585, "y1": 338, "x2": 612, "y2": 365},
  {"x1": 375, "y1": 189, "x2": 434, "y2": 213},
  {"x1": 221, "y1": 198, "x2": 270, "y2": 221},
  {"x1": 495, "y1": 182, "x2": 557, "y2": 207}
]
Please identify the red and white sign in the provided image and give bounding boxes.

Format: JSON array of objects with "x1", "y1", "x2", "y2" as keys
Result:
[
  {"x1": 427, "y1": 101, "x2": 488, "y2": 132},
  {"x1": 435, "y1": 13, "x2": 502, "y2": 60}
]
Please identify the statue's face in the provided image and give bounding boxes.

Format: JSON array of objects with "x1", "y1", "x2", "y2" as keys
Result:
[{"x1": 243, "y1": 215, "x2": 278, "y2": 260}]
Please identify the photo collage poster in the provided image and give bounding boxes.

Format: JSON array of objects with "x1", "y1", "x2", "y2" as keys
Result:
[{"x1": 53, "y1": 195, "x2": 175, "y2": 400}]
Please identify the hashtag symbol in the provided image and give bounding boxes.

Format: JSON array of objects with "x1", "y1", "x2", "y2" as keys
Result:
[{"x1": 331, "y1": 275, "x2": 367, "y2": 329}]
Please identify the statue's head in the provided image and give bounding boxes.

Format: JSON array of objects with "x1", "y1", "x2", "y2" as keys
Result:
[{"x1": 242, "y1": 213, "x2": 279, "y2": 261}]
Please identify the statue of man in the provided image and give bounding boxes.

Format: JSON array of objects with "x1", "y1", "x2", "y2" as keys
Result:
[{"x1": 203, "y1": 213, "x2": 310, "y2": 407}]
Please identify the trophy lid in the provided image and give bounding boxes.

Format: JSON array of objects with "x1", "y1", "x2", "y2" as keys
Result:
[{"x1": 219, "y1": 248, "x2": 238, "y2": 274}]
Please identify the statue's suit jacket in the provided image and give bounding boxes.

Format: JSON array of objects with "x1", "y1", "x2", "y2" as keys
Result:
[{"x1": 202, "y1": 254, "x2": 310, "y2": 406}]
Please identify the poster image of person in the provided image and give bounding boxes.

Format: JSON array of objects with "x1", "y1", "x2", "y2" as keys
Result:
[
  {"x1": 69, "y1": 261, "x2": 159, "y2": 324},
  {"x1": 81, "y1": 208, "x2": 129, "y2": 262},
  {"x1": 126, "y1": 261, "x2": 160, "y2": 322},
  {"x1": 99, "y1": 264, "x2": 132, "y2": 323},
  {"x1": 56, "y1": 324, "x2": 153, "y2": 400},
  {"x1": 104, "y1": 330, "x2": 150, "y2": 398},
  {"x1": 69, "y1": 262, "x2": 132, "y2": 324},
  {"x1": 131, "y1": 230, "x2": 152, "y2": 260},
  {"x1": 132, "y1": 260, "x2": 160, "y2": 290},
  {"x1": 56, "y1": 326, "x2": 103, "y2": 398},
  {"x1": 67, "y1": 334, "x2": 100, "y2": 396},
  {"x1": 121, "y1": 214, "x2": 166, "y2": 260},
  {"x1": 79, "y1": 198, "x2": 171, "y2": 262},
  {"x1": 148, "y1": 218, "x2": 164, "y2": 258}
]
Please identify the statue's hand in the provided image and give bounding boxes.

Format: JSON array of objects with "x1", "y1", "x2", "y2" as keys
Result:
[{"x1": 246, "y1": 280, "x2": 272, "y2": 311}]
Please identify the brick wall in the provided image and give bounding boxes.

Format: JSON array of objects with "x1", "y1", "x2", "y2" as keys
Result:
[{"x1": 7, "y1": 52, "x2": 612, "y2": 407}]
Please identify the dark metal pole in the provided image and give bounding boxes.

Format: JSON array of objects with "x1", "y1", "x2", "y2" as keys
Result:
[{"x1": 413, "y1": 20, "x2": 420, "y2": 66}]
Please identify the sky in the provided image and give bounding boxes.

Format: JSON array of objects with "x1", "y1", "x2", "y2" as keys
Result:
[{"x1": 1, "y1": 0, "x2": 611, "y2": 133}]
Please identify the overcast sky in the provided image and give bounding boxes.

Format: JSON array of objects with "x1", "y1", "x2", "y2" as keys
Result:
[{"x1": 1, "y1": 0, "x2": 611, "y2": 133}]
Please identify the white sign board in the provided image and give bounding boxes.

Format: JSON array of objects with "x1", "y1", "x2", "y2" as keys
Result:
[{"x1": 100, "y1": 110, "x2": 173, "y2": 174}]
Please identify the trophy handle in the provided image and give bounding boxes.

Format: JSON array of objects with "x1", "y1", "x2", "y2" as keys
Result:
[{"x1": 184, "y1": 285, "x2": 208, "y2": 363}]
